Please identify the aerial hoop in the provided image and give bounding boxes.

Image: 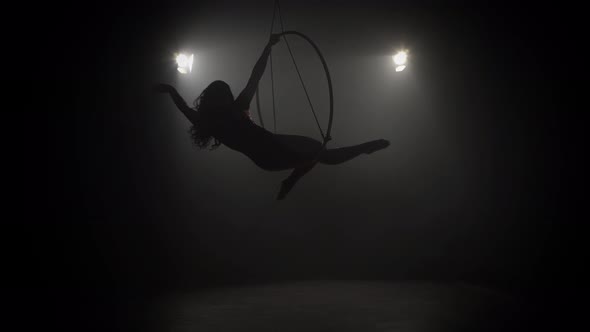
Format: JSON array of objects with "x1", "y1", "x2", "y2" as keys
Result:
[
  {"x1": 276, "y1": 30, "x2": 334, "y2": 146},
  {"x1": 256, "y1": 2, "x2": 337, "y2": 198}
]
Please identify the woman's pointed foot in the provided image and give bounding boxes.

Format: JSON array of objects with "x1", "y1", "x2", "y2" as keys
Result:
[
  {"x1": 364, "y1": 139, "x2": 390, "y2": 154},
  {"x1": 277, "y1": 177, "x2": 297, "y2": 200}
]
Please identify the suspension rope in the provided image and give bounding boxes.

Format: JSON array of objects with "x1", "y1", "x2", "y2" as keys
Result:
[
  {"x1": 275, "y1": 2, "x2": 325, "y2": 139},
  {"x1": 255, "y1": 86, "x2": 264, "y2": 128},
  {"x1": 269, "y1": 1, "x2": 278, "y2": 133},
  {"x1": 269, "y1": 0, "x2": 278, "y2": 33},
  {"x1": 270, "y1": 50, "x2": 277, "y2": 133},
  {"x1": 256, "y1": 0, "x2": 334, "y2": 144},
  {"x1": 254, "y1": 1, "x2": 279, "y2": 130}
]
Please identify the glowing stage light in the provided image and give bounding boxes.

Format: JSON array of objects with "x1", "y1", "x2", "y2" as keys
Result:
[
  {"x1": 393, "y1": 50, "x2": 408, "y2": 72},
  {"x1": 176, "y1": 53, "x2": 194, "y2": 74},
  {"x1": 393, "y1": 51, "x2": 407, "y2": 65}
]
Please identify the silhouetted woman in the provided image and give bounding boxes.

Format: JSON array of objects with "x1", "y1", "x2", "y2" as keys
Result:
[{"x1": 156, "y1": 34, "x2": 390, "y2": 199}]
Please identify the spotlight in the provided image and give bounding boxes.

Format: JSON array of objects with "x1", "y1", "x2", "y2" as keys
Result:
[
  {"x1": 176, "y1": 53, "x2": 194, "y2": 74},
  {"x1": 393, "y1": 50, "x2": 408, "y2": 72}
]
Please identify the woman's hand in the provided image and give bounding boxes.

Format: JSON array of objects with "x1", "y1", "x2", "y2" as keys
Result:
[
  {"x1": 268, "y1": 34, "x2": 281, "y2": 47},
  {"x1": 154, "y1": 83, "x2": 175, "y2": 94}
]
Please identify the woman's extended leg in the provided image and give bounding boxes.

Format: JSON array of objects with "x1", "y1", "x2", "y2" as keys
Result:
[
  {"x1": 319, "y1": 139, "x2": 390, "y2": 165},
  {"x1": 275, "y1": 137, "x2": 390, "y2": 199},
  {"x1": 275, "y1": 134, "x2": 390, "y2": 165}
]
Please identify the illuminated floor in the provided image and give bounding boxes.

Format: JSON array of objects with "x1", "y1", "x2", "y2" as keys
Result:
[{"x1": 144, "y1": 281, "x2": 537, "y2": 332}]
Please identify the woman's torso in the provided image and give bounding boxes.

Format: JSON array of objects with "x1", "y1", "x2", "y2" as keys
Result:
[
  {"x1": 212, "y1": 105, "x2": 277, "y2": 154},
  {"x1": 210, "y1": 104, "x2": 300, "y2": 170}
]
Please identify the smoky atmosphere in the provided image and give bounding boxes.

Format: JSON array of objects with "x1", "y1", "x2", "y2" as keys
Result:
[{"x1": 17, "y1": 0, "x2": 580, "y2": 331}]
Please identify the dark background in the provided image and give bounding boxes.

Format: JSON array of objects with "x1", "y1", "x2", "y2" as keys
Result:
[{"x1": 12, "y1": 0, "x2": 582, "y2": 330}]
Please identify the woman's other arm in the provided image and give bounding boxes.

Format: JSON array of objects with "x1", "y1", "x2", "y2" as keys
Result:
[
  {"x1": 155, "y1": 84, "x2": 199, "y2": 123},
  {"x1": 234, "y1": 34, "x2": 281, "y2": 110}
]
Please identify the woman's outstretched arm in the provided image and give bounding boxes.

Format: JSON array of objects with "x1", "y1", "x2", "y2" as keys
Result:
[
  {"x1": 155, "y1": 84, "x2": 199, "y2": 123},
  {"x1": 234, "y1": 34, "x2": 281, "y2": 110}
]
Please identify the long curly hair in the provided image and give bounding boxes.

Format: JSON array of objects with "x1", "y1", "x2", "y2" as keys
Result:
[{"x1": 189, "y1": 80, "x2": 235, "y2": 150}]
